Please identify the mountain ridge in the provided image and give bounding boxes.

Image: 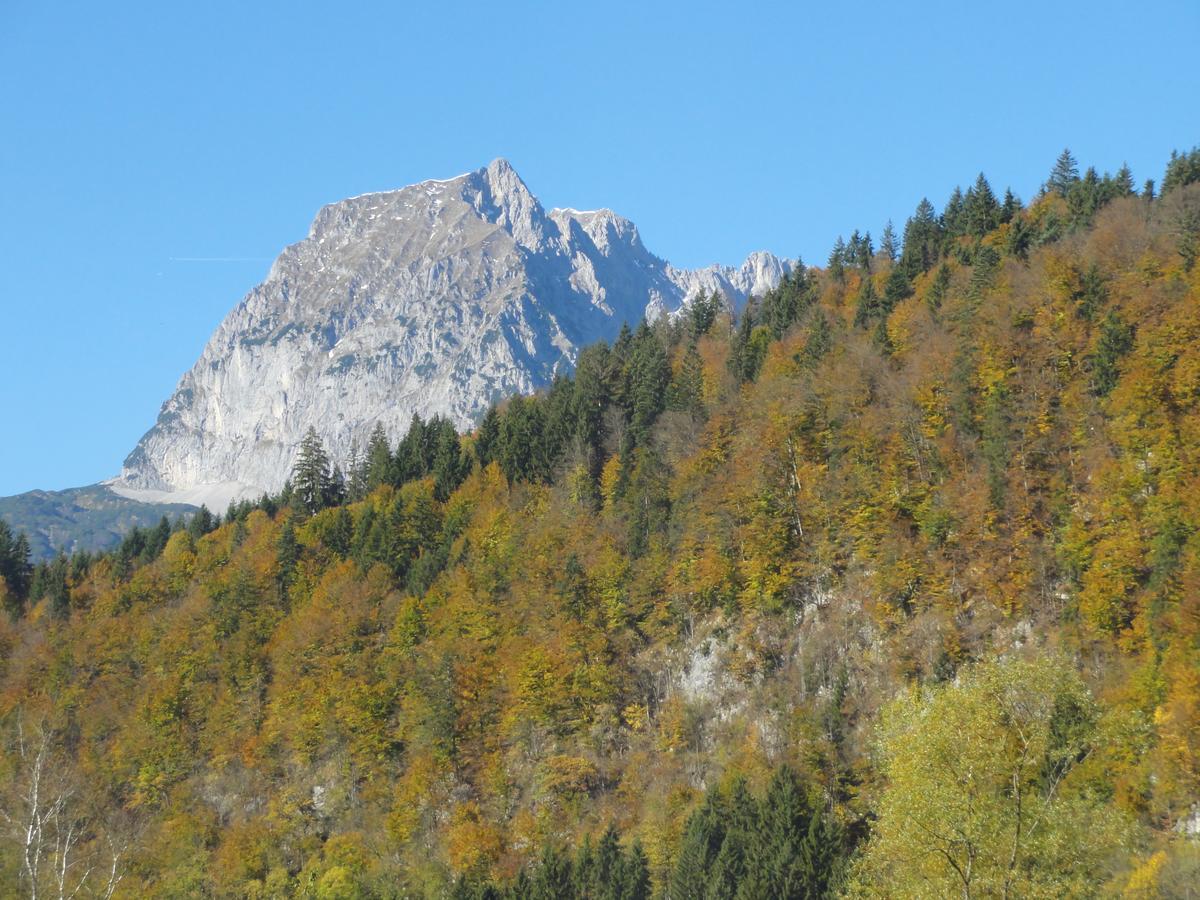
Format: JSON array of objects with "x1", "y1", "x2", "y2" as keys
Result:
[{"x1": 117, "y1": 159, "x2": 792, "y2": 503}]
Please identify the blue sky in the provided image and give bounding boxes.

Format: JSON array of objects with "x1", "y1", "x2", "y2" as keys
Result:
[{"x1": 1, "y1": 0, "x2": 1198, "y2": 496}]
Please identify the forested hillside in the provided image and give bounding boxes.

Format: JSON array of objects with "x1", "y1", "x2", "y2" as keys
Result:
[{"x1": 2, "y1": 148, "x2": 1200, "y2": 898}]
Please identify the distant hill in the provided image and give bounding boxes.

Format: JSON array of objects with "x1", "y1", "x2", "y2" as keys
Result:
[{"x1": 0, "y1": 484, "x2": 196, "y2": 559}]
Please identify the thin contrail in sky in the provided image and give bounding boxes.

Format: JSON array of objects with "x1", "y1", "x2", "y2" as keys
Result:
[{"x1": 168, "y1": 256, "x2": 272, "y2": 262}]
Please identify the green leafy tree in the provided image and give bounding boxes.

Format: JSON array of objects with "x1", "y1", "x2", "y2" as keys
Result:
[{"x1": 851, "y1": 655, "x2": 1130, "y2": 898}]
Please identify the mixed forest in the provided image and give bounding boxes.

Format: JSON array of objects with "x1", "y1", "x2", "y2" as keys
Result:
[{"x1": 2, "y1": 147, "x2": 1200, "y2": 897}]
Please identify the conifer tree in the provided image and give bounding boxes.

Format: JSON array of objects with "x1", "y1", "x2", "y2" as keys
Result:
[
  {"x1": 433, "y1": 424, "x2": 468, "y2": 501},
  {"x1": 346, "y1": 444, "x2": 368, "y2": 500},
  {"x1": 942, "y1": 186, "x2": 966, "y2": 236},
  {"x1": 593, "y1": 824, "x2": 621, "y2": 894},
  {"x1": 705, "y1": 779, "x2": 755, "y2": 899},
  {"x1": 627, "y1": 323, "x2": 670, "y2": 443},
  {"x1": 759, "y1": 262, "x2": 812, "y2": 339},
  {"x1": 187, "y1": 504, "x2": 216, "y2": 539},
  {"x1": 669, "y1": 340, "x2": 706, "y2": 419},
  {"x1": 613, "y1": 321, "x2": 634, "y2": 362},
  {"x1": 499, "y1": 395, "x2": 551, "y2": 484},
  {"x1": 1115, "y1": 162, "x2": 1135, "y2": 196},
  {"x1": 1163, "y1": 147, "x2": 1200, "y2": 193},
  {"x1": 879, "y1": 220, "x2": 898, "y2": 262},
  {"x1": 926, "y1": 263, "x2": 951, "y2": 313},
  {"x1": 364, "y1": 422, "x2": 393, "y2": 490},
  {"x1": 277, "y1": 516, "x2": 298, "y2": 595},
  {"x1": 899, "y1": 198, "x2": 942, "y2": 275},
  {"x1": 147, "y1": 515, "x2": 171, "y2": 559},
  {"x1": 799, "y1": 311, "x2": 833, "y2": 368},
  {"x1": 571, "y1": 342, "x2": 613, "y2": 474},
  {"x1": 572, "y1": 835, "x2": 596, "y2": 899},
  {"x1": 393, "y1": 415, "x2": 428, "y2": 483},
  {"x1": 853, "y1": 277, "x2": 885, "y2": 328},
  {"x1": 670, "y1": 792, "x2": 726, "y2": 899},
  {"x1": 616, "y1": 840, "x2": 651, "y2": 900},
  {"x1": 749, "y1": 767, "x2": 842, "y2": 899},
  {"x1": 1047, "y1": 147, "x2": 1080, "y2": 196},
  {"x1": 292, "y1": 426, "x2": 332, "y2": 515},
  {"x1": 328, "y1": 464, "x2": 347, "y2": 507},
  {"x1": 964, "y1": 172, "x2": 1000, "y2": 237},
  {"x1": 529, "y1": 844, "x2": 574, "y2": 900},
  {"x1": 474, "y1": 406, "x2": 500, "y2": 468},
  {"x1": 327, "y1": 507, "x2": 353, "y2": 556},
  {"x1": 689, "y1": 290, "x2": 721, "y2": 337},
  {"x1": 1000, "y1": 187, "x2": 1021, "y2": 223},
  {"x1": 853, "y1": 230, "x2": 873, "y2": 270},
  {"x1": 827, "y1": 237, "x2": 846, "y2": 282},
  {"x1": 1006, "y1": 215, "x2": 1033, "y2": 260},
  {"x1": 883, "y1": 266, "x2": 913, "y2": 310},
  {"x1": 1090, "y1": 310, "x2": 1135, "y2": 396},
  {"x1": 0, "y1": 520, "x2": 32, "y2": 617},
  {"x1": 46, "y1": 553, "x2": 70, "y2": 619}
]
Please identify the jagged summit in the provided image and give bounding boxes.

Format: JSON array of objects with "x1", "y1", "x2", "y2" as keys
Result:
[{"x1": 117, "y1": 161, "x2": 792, "y2": 502}]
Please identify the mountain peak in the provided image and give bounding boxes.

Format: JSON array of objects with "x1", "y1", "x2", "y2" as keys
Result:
[
  {"x1": 468, "y1": 157, "x2": 547, "y2": 249},
  {"x1": 486, "y1": 156, "x2": 517, "y2": 176},
  {"x1": 481, "y1": 157, "x2": 530, "y2": 198},
  {"x1": 119, "y1": 165, "x2": 789, "y2": 498}
]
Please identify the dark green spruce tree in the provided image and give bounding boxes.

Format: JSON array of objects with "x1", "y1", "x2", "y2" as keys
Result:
[
  {"x1": 292, "y1": 426, "x2": 333, "y2": 515},
  {"x1": 1047, "y1": 147, "x2": 1080, "y2": 197}
]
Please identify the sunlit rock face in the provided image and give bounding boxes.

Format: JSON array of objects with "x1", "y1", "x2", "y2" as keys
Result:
[{"x1": 120, "y1": 159, "x2": 791, "y2": 496}]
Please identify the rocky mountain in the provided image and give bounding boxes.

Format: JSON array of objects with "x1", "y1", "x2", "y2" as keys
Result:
[{"x1": 116, "y1": 159, "x2": 791, "y2": 503}]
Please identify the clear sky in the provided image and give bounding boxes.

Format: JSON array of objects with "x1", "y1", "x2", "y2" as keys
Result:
[{"x1": 1, "y1": 0, "x2": 1197, "y2": 496}]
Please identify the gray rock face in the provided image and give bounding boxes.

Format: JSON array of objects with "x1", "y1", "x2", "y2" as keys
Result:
[{"x1": 120, "y1": 159, "x2": 791, "y2": 497}]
